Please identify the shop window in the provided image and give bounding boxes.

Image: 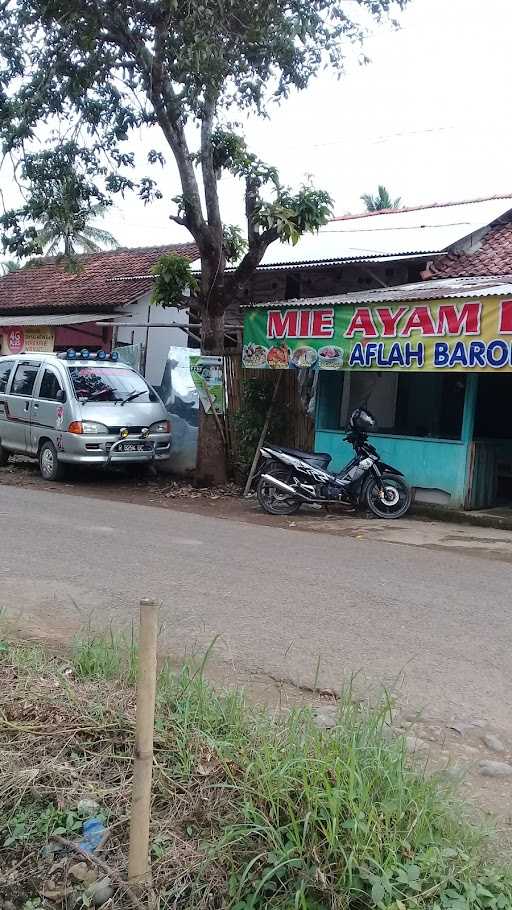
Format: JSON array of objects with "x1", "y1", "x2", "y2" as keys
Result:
[
  {"x1": 317, "y1": 372, "x2": 343, "y2": 430},
  {"x1": 474, "y1": 374, "x2": 512, "y2": 440},
  {"x1": 318, "y1": 372, "x2": 466, "y2": 439}
]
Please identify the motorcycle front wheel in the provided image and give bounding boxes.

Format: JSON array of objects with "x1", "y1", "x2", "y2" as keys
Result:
[
  {"x1": 257, "y1": 464, "x2": 302, "y2": 516},
  {"x1": 365, "y1": 474, "x2": 412, "y2": 519}
]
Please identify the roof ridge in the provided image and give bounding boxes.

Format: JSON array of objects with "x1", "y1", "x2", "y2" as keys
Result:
[
  {"x1": 26, "y1": 242, "x2": 197, "y2": 266},
  {"x1": 331, "y1": 193, "x2": 512, "y2": 223}
]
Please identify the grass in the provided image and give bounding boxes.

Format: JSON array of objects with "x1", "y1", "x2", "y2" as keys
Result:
[
  {"x1": 71, "y1": 624, "x2": 138, "y2": 683},
  {"x1": 0, "y1": 634, "x2": 510, "y2": 910}
]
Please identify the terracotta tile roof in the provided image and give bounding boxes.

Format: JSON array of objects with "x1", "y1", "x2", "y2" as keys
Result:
[
  {"x1": 429, "y1": 222, "x2": 512, "y2": 278},
  {"x1": 0, "y1": 243, "x2": 198, "y2": 316}
]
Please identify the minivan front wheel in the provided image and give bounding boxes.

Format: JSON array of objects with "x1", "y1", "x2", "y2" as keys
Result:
[{"x1": 39, "y1": 441, "x2": 65, "y2": 481}]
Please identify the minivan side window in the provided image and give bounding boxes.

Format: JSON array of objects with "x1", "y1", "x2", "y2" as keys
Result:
[
  {"x1": 39, "y1": 369, "x2": 63, "y2": 401},
  {"x1": 0, "y1": 360, "x2": 14, "y2": 393},
  {"x1": 11, "y1": 362, "x2": 41, "y2": 397}
]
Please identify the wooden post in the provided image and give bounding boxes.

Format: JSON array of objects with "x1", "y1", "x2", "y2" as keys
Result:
[
  {"x1": 243, "y1": 372, "x2": 283, "y2": 497},
  {"x1": 128, "y1": 599, "x2": 160, "y2": 886}
]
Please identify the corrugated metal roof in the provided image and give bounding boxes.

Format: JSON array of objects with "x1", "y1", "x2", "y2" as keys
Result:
[
  {"x1": 245, "y1": 276, "x2": 512, "y2": 308},
  {"x1": 250, "y1": 197, "x2": 512, "y2": 268},
  {"x1": 106, "y1": 196, "x2": 512, "y2": 278},
  {"x1": 188, "y1": 251, "x2": 443, "y2": 275},
  {"x1": 0, "y1": 313, "x2": 117, "y2": 326}
]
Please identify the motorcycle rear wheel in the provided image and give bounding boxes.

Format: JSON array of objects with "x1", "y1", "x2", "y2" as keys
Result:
[
  {"x1": 365, "y1": 474, "x2": 412, "y2": 519},
  {"x1": 257, "y1": 464, "x2": 302, "y2": 516}
]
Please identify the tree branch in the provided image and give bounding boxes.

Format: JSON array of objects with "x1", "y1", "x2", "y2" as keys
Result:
[
  {"x1": 200, "y1": 93, "x2": 222, "y2": 234},
  {"x1": 103, "y1": 12, "x2": 207, "y2": 245},
  {"x1": 227, "y1": 225, "x2": 279, "y2": 299},
  {"x1": 245, "y1": 176, "x2": 260, "y2": 251},
  {"x1": 169, "y1": 214, "x2": 188, "y2": 228},
  {"x1": 50, "y1": 835, "x2": 145, "y2": 910}
]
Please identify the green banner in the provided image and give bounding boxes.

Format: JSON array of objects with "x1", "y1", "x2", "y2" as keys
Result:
[
  {"x1": 190, "y1": 355, "x2": 224, "y2": 413},
  {"x1": 242, "y1": 296, "x2": 512, "y2": 372}
]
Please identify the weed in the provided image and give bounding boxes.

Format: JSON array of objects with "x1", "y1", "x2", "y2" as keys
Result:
[
  {"x1": 0, "y1": 634, "x2": 510, "y2": 910},
  {"x1": 1, "y1": 804, "x2": 84, "y2": 847},
  {"x1": 72, "y1": 624, "x2": 137, "y2": 682}
]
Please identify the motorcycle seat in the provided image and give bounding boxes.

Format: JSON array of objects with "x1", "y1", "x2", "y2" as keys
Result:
[{"x1": 273, "y1": 446, "x2": 332, "y2": 470}]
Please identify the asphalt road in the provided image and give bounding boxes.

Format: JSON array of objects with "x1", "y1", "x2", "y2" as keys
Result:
[{"x1": 1, "y1": 484, "x2": 511, "y2": 729}]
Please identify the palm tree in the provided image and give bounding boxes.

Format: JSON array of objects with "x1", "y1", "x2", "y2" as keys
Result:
[
  {"x1": 360, "y1": 185, "x2": 402, "y2": 212},
  {"x1": 0, "y1": 260, "x2": 20, "y2": 275},
  {"x1": 37, "y1": 178, "x2": 119, "y2": 257}
]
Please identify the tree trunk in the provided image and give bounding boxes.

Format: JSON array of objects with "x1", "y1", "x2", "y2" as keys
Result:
[
  {"x1": 200, "y1": 308, "x2": 225, "y2": 355},
  {"x1": 195, "y1": 300, "x2": 227, "y2": 485}
]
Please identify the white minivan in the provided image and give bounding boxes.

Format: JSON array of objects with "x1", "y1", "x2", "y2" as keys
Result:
[{"x1": 0, "y1": 350, "x2": 172, "y2": 480}]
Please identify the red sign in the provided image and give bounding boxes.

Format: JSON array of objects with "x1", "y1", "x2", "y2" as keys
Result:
[
  {"x1": 345, "y1": 302, "x2": 483, "y2": 338},
  {"x1": 7, "y1": 328, "x2": 25, "y2": 353},
  {"x1": 266, "y1": 308, "x2": 334, "y2": 339}
]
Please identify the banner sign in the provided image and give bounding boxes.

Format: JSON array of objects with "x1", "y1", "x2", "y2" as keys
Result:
[
  {"x1": 190, "y1": 355, "x2": 224, "y2": 413},
  {"x1": 1, "y1": 326, "x2": 55, "y2": 355},
  {"x1": 242, "y1": 297, "x2": 512, "y2": 372}
]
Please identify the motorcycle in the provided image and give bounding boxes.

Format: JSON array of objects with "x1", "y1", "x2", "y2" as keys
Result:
[{"x1": 254, "y1": 407, "x2": 412, "y2": 520}]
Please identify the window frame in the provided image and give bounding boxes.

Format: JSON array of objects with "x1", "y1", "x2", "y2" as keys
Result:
[
  {"x1": 0, "y1": 359, "x2": 15, "y2": 394},
  {"x1": 317, "y1": 370, "x2": 467, "y2": 443},
  {"x1": 37, "y1": 367, "x2": 64, "y2": 402},
  {"x1": 9, "y1": 361, "x2": 42, "y2": 398}
]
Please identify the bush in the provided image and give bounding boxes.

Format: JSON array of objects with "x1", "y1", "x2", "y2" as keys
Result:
[{"x1": 232, "y1": 376, "x2": 290, "y2": 474}]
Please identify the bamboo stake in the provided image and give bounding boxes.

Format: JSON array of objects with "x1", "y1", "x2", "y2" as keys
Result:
[
  {"x1": 203, "y1": 380, "x2": 228, "y2": 447},
  {"x1": 128, "y1": 598, "x2": 160, "y2": 886},
  {"x1": 243, "y1": 372, "x2": 283, "y2": 497}
]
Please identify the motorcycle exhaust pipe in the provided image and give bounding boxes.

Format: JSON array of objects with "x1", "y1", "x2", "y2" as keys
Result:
[{"x1": 260, "y1": 473, "x2": 312, "y2": 501}]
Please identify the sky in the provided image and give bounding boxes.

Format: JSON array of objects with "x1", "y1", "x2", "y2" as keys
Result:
[{"x1": 4, "y1": 0, "x2": 512, "y2": 255}]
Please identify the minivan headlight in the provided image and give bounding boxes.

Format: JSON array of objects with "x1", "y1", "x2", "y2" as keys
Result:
[
  {"x1": 68, "y1": 420, "x2": 109, "y2": 435},
  {"x1": 149, "y1": 419, "x2": 171, "y2": 434}
]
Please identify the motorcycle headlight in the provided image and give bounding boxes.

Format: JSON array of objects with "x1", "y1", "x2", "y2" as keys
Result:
[
  {"x1": 149, "y1": 419, "x2": 171, "y2": 434},
  {"x1": 82, "y1": 421, "x2": 109, "y2": 435}
]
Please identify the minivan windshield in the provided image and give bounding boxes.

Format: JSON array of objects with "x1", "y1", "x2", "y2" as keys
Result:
[{"x1": 68, "y1": 365, "x2": 155, "y2": 404}]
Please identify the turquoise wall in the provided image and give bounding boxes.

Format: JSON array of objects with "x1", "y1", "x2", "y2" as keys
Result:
[
  {"x1": 315, "y1": 373, "x2": 478, "y2": 507},
  {"x1": 314, "y1": 430, "x2": 468, "y2": 506}
]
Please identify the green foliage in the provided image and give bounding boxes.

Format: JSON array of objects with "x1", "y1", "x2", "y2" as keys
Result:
[
  {"x1": 211, "y1": 129, "x2": 279, "y2": 186},
  {"x1": 0, "y1": 260, "x2": 20, "y2": 275},
  {"x1": 1, "y1": 144, "x2": 118, "y2": 262},
  {"x1": 232, "y1": 376, "x2": 289, "y2": 470},
  {"x1": 255, "y1": 185, "x2": 333, "y2": 245},
  {"x1": 223, "y1": 224, "x2": 248, "y2": 262},
  {"x1": 0, "y1": 1, "x2": 404, "y2": 138},
  {"x1": 72, "y1": 628, "x2": 138, "y2": 683},
  {"x1": 361, "y1": 184, "x2": 402, "y2": 212},
  {"x1": 0, "y1": 0, "x2": 404, "y2": 281},
  {"x1": 1, "y1": 803, "x2": 84, "y2": 848},
  {"x1": 211, "y1": 129, "x2": 332, "y2": 249},
  {"x1": 150, "y1": 253, "x2": 200, "y2": 308}
]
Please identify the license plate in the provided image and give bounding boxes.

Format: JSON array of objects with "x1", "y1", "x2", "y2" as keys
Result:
[{"x1": 118, "y1": 443, "x2": 146, "y2": 452}]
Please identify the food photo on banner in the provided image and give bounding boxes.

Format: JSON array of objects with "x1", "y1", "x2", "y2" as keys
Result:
[{"x1": 242, "y1": 297, "x2": 512, "y2": 372}]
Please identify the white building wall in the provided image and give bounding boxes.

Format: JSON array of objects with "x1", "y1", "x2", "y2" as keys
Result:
[{"x1": 115, "y1": 291, "x2": 189, "y2": 387}]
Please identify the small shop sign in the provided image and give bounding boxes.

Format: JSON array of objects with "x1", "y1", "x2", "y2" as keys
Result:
[
  {"x1": 190, "y1": 355, "x2": 224, "y2": 413},
  {"x1": 1, "y1": 326, "x2": 55, "y2": 355},
  {"x1": 243, "y1": 297, "x2": 512, "y2": 372}
]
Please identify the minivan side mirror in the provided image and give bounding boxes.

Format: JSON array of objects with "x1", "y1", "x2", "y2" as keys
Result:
[{"x1": 56, "y1": 389, "x2": 66, "y2": 403}]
